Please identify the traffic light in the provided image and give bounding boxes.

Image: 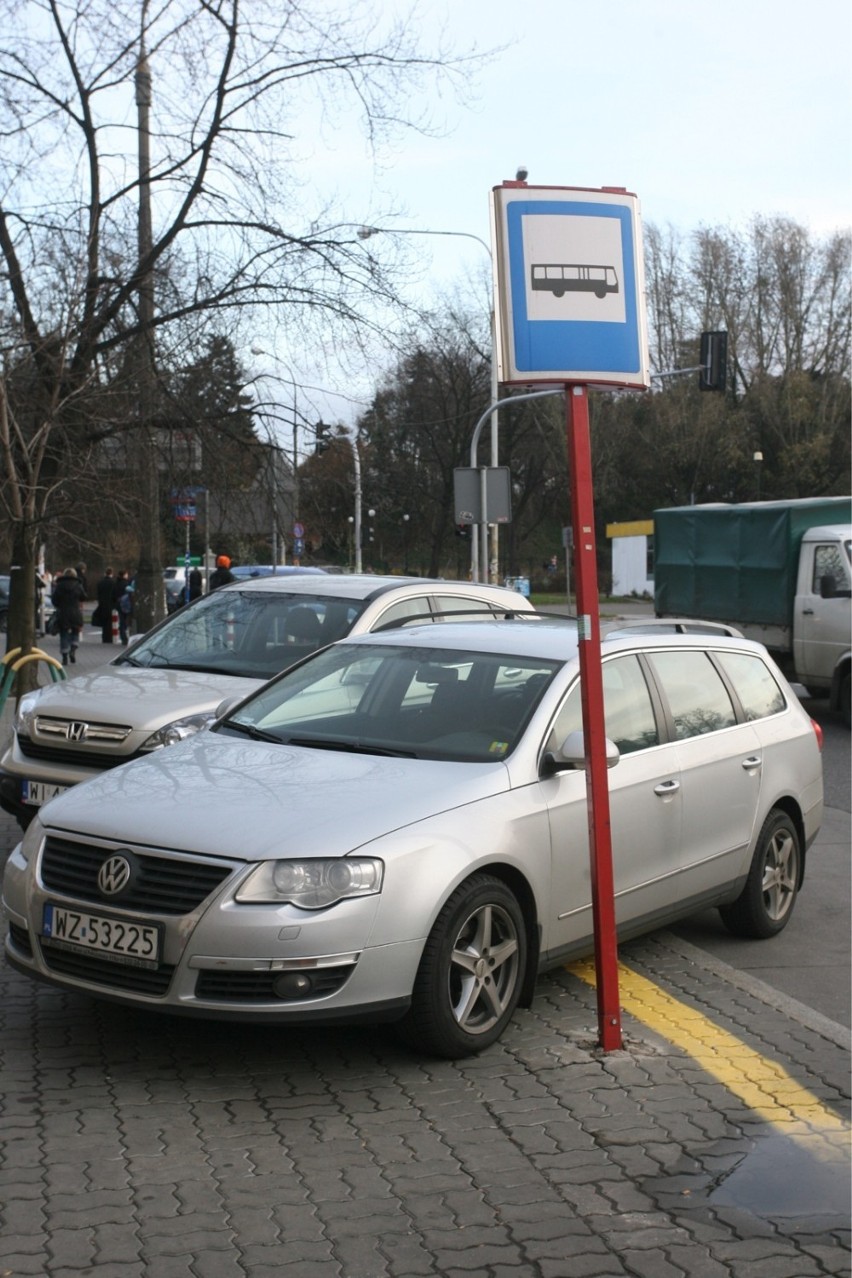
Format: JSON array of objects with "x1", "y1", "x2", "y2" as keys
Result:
[
  {"x1": 315, "y1": 422, "x2": 330, "y2": 454},
  {"x1": 699, "y1": 330, "x2": 727, "y2": 392},
  {"x1": 454, "y1": 524, "x2": 470, "y2": 540}
]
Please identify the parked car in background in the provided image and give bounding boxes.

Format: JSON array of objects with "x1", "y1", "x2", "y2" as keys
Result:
[
  {"x1": 3, "y1": 621, "x2": 823, "y2": 1057},
  {"x1": 0, "y1": 575, "x2": 535, "y2": 827},
  {"x1": 230, "y1": 565, "x2": 329, "y2": 580}
]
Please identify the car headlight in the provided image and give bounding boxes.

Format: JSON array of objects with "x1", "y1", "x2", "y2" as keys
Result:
[
  {"x1": 236, "y1": 858, "x2": 384, "y2": 909},
  {"x1": 19, "y1": 816, "x2": 44, "y2": 864},
  {"x1": 15, "y1": 692, "x2": 41, "y2": 738},
  {"x1": 141, "y1": 712, "x2": 217, "y2": 751}
]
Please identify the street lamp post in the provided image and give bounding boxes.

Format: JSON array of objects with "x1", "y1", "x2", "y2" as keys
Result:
[
  {"x1": 357, "y1": 224, "x2": 500, "y2": 583},
  {"x1": 401, "y1": 512, "x2": 410, "y2": 573}
]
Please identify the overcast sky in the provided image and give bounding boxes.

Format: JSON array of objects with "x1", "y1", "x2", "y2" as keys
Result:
[
  {"x1": 338, "y1": 0, "x2": 850, "y2": 276},
  {"x1": 272, "y1": 0, "x2": 851, "y2": 427}
]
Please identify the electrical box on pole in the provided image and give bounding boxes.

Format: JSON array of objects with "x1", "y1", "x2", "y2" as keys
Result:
[{"x1": 453, "y1": 466, "x2": 512, "y2": 525}]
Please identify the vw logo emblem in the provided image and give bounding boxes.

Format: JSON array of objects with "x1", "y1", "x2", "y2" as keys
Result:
[
  {"x1": 68, "y1": 722, "x2": 87, "y2": 743},
  {"x1": 97, "y1": 854, "x2": 133, "y2": 897}
]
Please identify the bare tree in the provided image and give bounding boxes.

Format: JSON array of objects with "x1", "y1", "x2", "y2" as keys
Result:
[{"x1": 0, "y1": 0, "x2": 479, "y2": 666}]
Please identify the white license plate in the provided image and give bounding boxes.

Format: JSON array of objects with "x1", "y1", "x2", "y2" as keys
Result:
[
  {"x1": 42, "y1": 904, "x2": 161, "y2": 967},
  {"x1": 22, "y1": 780, "x2": 68, "y2": 806}
]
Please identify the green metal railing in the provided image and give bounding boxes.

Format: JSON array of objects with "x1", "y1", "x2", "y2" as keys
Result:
[{"x1": 0, "y1": 647, "x2": 67, "y2": 718}]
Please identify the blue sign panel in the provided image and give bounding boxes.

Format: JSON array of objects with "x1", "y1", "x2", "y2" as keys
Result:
[{"x1": 490, "y1": 185, "x2": 650, "y2": 390}]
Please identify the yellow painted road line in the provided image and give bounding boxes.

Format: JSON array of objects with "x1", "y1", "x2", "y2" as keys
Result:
[{"x1": 569, "y1": 958, "x2": 851, "y2": 1161}]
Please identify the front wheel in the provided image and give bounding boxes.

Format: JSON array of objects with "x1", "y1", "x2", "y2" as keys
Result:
[
  {"x1": 719, "y1": 809, "x2": 801, "y2": 939},
  {"x1": 398, "y1": 874, "x2": 527, "y2": 1059}
]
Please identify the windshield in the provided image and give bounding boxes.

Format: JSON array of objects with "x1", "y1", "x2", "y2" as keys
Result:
[
  {"x1": 218, "y1": 642, "x2": 559, "y2": 762},
  {"x1": 116, "y1": 589, "x2": 366, "y2": 679}
]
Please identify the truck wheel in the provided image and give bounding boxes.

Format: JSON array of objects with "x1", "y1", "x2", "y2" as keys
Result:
[
  {"x1": 840, "y1": 671, "x2": 851, "y2": 729},
  {"x1": 397, "y1": 874, "x2": 527, "y2": 1059},
  {"x1": 719, "y1": 809, "x2": 801, "y2": 939}
]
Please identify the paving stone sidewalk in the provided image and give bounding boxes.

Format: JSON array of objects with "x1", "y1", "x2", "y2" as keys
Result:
[{"x1": 0, "y1": 627, "x2": 849, "y2": 1277}]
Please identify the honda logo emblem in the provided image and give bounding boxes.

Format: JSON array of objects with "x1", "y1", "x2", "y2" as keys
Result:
[
  {"x1": 97, "y1": 855, "x2": 133, "y2": 897},
  {"x1": 68, "y1": 722, "x2": 87, "y2": 743}
]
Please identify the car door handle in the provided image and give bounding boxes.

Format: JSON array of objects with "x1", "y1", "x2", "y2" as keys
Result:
[
  {"x1": 802, "y1": 608, "x2": 815, "y2": 616},
  {"x1": 741, "y1": 756, "x2": 762, "y2": 771},
  {"x1": 654, "y1": 779, "x2": 680, "y2": 797}
]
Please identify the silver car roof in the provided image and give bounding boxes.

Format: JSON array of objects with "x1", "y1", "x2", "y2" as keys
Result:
[
  {"x1": 331, "y1": 618, "x2": 772, "y2": 665},
  {"x1": 217, "y1": 573, "x2": 536, "y2": 607}
]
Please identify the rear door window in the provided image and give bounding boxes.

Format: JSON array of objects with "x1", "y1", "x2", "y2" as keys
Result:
[{"x1": 646, "y1": 650, "x2": 737, "y2": 738}]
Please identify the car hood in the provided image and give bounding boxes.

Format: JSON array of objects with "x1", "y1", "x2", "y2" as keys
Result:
[
  {"x1": 23, "y1": 667, "x2": 258, "y2": 725},
  {"x1": 41, "y1": 732, "x2": 510, "y2": 860}
]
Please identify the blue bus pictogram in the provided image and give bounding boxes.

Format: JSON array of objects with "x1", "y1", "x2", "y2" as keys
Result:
[{"x1": 530, "y1": 263, "x2": 619, "y2": 300}]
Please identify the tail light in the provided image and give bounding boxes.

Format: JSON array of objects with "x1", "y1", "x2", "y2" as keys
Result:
[{"x1": 810, "y1": 718, "x2": 824, "y2": 752}]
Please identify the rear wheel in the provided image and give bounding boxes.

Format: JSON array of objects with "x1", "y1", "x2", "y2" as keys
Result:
[
  {"x1": 398, "y1": 874, "x2": 527, "y2": 1058},
  {"x1": 719, "y1": 809, "x2": 801, "y2": 938},
  {"x1": 839, "y1": 670, "x2": 851, "y2": 729}
]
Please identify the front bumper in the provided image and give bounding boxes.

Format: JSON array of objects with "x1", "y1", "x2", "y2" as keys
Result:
[{"x1": 2, "y1": 837, "x2": 422, "y2": 1024}]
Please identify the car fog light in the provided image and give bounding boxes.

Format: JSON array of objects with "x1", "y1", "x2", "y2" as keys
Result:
[{"x1": 272, "y1": 972, "x2": 314, "y2": 999}]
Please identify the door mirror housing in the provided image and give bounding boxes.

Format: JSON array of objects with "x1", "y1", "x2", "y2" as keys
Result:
[{"x1": 541, "y1": 729, "x2": 620, "y2": 776}]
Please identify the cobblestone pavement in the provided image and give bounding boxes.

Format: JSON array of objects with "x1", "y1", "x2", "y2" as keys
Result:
[{"x1": 1, "y1": 628, "x2": 850, "y2": 1277}]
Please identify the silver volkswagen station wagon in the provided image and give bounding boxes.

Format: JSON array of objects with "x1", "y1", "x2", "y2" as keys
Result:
[
  {"x1": 3, "y1": 621, "x2": 823, "y2": 1057},
  {"x1": 0, "y1": 575, "x2": 534, "y2": 828}
]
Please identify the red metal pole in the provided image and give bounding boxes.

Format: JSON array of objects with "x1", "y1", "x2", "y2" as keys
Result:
[{"x1": 565, "y1": 384, "x2": 623, "y2": 1051}]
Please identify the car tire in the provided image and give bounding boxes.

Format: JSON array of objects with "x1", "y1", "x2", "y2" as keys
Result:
[
  {"x1": 398, "y1": 873, "x2": 527, "y2": 1059},
  {"x1": 839, "y1": 670, "x2": 851, "y2": 729},
  {"x1": 718, "y1": 809, "x2": 801, "y2": 939}
]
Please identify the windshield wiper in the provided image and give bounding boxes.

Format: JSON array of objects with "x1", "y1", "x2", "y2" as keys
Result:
[
  {"x1": 287, "y1": 736, "x2": 416, "y2": 758},
  {"x1": 220, "y1": 721, "x2": 282, "y2": 743}
]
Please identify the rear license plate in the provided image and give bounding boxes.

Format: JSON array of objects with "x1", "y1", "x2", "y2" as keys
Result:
[
  {"x1": 42, "y1": 903, "x2": 161, "y2": 968},
  {"x1": 22, "y1": 780, "x2": 68, "y2": 806}
]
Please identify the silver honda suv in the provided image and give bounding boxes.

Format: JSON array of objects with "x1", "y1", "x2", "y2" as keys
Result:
[{"x1": 0, "y1": 574, "x2": 534, "y2": 828}]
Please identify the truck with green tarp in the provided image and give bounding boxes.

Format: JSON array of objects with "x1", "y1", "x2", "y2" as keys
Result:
[{"x1": 654, "y1": 497, "x2": 851, "y2": 724}]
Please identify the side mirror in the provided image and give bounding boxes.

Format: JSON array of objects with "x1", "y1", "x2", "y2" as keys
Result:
[
  {"x1": 214, "y1": 694, "x2": 243, "y2": 719},
  {"x1": 819, "y1": 574, "x2": 837, "y2": 600},
  {"x1": 541, "y1": 729, "x2": 620, "y2": 776}
]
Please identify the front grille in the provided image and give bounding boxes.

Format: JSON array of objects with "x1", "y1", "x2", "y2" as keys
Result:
[
  {"x1": 195, "y1": 965, "x2": 354, "y2": 1003},
  {"x1": 40, "y1": 943, "x2": 174, "y2": 995},
  {"x1": 17, "y1": 737, "x2": 145, "y2": 769},
  {"x1": 41, "y1": 837, "x2": 234, "y2": 914},
  {"x1": 34, "y1": 716, "x2": 132, "y2": 744}
]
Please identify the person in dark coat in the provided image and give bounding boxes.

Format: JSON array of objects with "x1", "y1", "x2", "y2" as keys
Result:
[
  {"x1": 114, "y1": 570, "x2": 132, "y2": 645},
  {"x1": 96, "y1": 567, "x2": 118, "y2": 643},
  {"x1": 52, "y1": 568, "x2": 86, "y2": 665},
  {"x1": 208, "y1": 555, "x2": 236, "y2": 591}
]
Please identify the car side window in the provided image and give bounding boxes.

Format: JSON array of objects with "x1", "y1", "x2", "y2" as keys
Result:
[
  {"x1": 715, "y1": 652, "x2": 786, "y2": 720},
  {"x1": 647, "y1": 650, "x2": 737, "y2": 739},
  {"x1": 433, "y1": 594, "x2": 495, "y2": 618},
  {"x1": 601, "y1": 655, "x2": 659, "y2": 754},
  {"x1": 545, "y1": 656, "x2": 658, "y2": 756},
  {"x1": 374, "y1": 598, "x2": 432, "y2": 630}
]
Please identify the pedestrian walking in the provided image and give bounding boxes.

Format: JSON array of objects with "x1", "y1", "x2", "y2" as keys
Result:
[
  {"x1": 115, "y1": 571, "x2": 134, "y2": 645},
  {"x1": 51, "y1": 568, "x2": 86, "y2": 665},
  {"x1": 95, "y1": 567, "x2": 118, "y2": 643},
  {"x1": 74, "y1": 562, "x2": 89, "y2": 599},
  {"x1": 208, "y1": 555, "x2": 236, "y2": 591}
]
